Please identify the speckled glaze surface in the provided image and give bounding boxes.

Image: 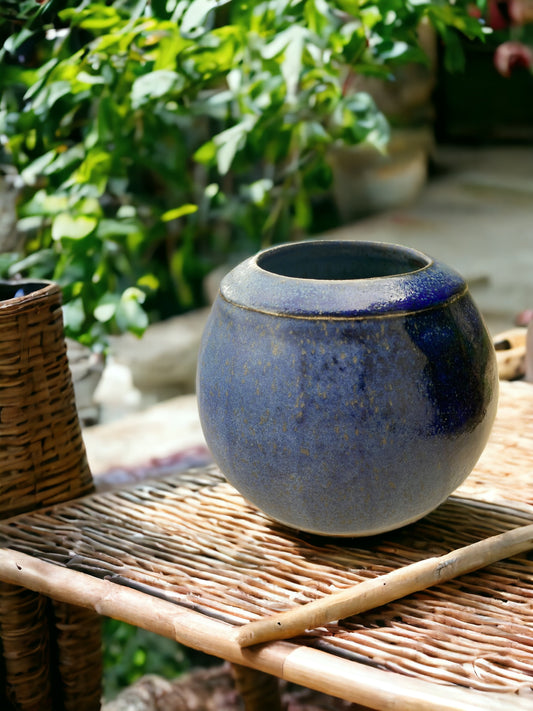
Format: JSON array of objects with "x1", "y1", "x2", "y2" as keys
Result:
[{"x1": 196, "y1": 240, "x2": 499, "y2": 537}]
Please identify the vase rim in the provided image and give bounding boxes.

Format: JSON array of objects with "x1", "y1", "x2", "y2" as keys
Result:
[
  {"x1": 220, "y1": 240, "x2": 467, "y2": 319},
  {"x1": 255, "y1": 240, "x2": 432, "y2": 282}
]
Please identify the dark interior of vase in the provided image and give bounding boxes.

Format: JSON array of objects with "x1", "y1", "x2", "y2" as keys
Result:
[
  {"x1": 257, "y1": 242, "x2": 430, "y2": 280},
  {"x1": 0, "y1": 282, "x2": 46, "y2": 301}
]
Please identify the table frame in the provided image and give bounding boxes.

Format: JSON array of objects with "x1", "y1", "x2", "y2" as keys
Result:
[{"x1": 0, "y1": 547, "x2": 530, "y2": 711}]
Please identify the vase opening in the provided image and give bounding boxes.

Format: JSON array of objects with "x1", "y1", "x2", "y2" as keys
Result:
[{"x1": 257, "y1": 241, "x2": 430, "y2": 281}]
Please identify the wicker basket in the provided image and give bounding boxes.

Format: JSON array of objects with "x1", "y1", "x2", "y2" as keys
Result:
[
  {"x1": 0, "y1": 280, "x2": 102, "y2": 710},
  {"x1": 0, "y1": 280, "x2": 94, "y2": 515},
  {"x1": 0, "y1": 583, "x2": 54, "y2": 711}
]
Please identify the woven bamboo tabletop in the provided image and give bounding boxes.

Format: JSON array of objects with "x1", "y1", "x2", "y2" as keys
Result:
[{"x1": 0, "y1": 380, "x2": 533, "y2": 710}]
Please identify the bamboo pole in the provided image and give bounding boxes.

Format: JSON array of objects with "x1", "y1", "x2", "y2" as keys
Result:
[
  {"x1": 237, "y1": 522, "x2": 533, "y2": 648},
  {"x1": 0, "y1": 548, "x2": 530, "y2": 711}
]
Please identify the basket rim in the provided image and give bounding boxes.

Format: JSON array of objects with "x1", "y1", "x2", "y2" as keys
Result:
[{"x1": 0, "y1": 279, "x2": 60, "y2": 311}]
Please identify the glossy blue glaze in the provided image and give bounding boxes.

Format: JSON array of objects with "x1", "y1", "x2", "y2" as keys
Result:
[{"x1": 196, "y1": 240, "x2": 499, "y2": 536}]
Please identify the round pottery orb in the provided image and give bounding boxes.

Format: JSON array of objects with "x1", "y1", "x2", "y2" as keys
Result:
[{"x1": 196, "y1": 240, "x2": 499, "y2": 537}]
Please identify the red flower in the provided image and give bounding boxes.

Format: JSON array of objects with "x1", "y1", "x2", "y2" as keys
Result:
[{"x1": 494, "y1": 40, "x2": 533, "y2": 76}]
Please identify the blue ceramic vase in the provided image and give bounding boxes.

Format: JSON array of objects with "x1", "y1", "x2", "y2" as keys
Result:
[{"x1": 197, "y1": 240, "x2": 498, "y2": 536}]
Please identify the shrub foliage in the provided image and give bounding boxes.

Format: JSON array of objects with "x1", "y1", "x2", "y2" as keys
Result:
[{"x1": 0, "y1": 0, "x2": 485, "y2": 345}]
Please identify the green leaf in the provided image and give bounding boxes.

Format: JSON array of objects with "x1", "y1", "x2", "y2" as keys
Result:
[
  {"x1": 280, "y1": 27, "x2": 308, "y2": 102},
  {"x1": 115, "y1": 287, "x2": 148, "y2": 336},
  {"x1": 425, "y1": 4, "x2": 485, "y2": 40},
  {"x1": 62, "y1": 298, "x2": 86, "y2": 333},
  {"x1": 17, "y1": 216, "x2": 45, "y2": 233},
  {"x1": 23, "y1": 60, "x2": 58, "y2": 101},
  {"x1": 20, "y1": 150, "x2": 57, "y2": 185},
  {"x1": 137, "y1": 273, "x2": 160, "y2": 291},
  {"x1": 180, "y1": 0, "x2": 228, "y2": 35},
  {"x1": 131, "y1": 70, "x2": 186, "y2": 109},
  {"x1": 68, "y1": 150, "x2": 111, "y2": 194},
  {"x1": 153, "y1": 30, "x2": 189, "y2": 70},
  {"x1": 360, "y1": 5, "x2": 382, "y2": 29},
  {"x1": 96, "y1": 219, "x2": 141, "y2": 238},
  {"x1": 376, "y1": 41, "x2": 411, "y2": 62},
  {"x1": 438, "y1": 27, "x2": 466, "y2": 73},
  {"x1": 76, "y1": 197, "x2": 102, "y2": 218},
  {"x1": 246, "y1": 179, "x2": 273, "y2": 206},
  {"x1": 194, "y1": 140, "x2": 216, "y2": 165},
  {"x1": 161, "y1": 204, "x2": 198, "y2": 221},
  {"x1": 301, "y1": 121, "x2": 330, "y2": 146},
  {"x1": 94, "y1": 294, "x2": 119, "y2": 323},
  {"x1": 213, "y1": 115, "x2": 257, "y2": 175},
  {"x1": 7, "y1": 249, "x2": 56, "y2": 278},
  {"x1": 31, "y1": 81, "x2": 72, "y2": 113},
  {"x1": 42, "y1": 146, "x2": 85, "y2": 176},
  {"x1": 52, "y1": 214, "x2": 98, "y2": 241},
  {"x1": 262, "y1": 28, "x2": 295, "y2": 61},
  {"x1": 77, "y1": 71, "x2": 108, "y2": 86},
  {"x1": 60, "y1": 6, "x2": 122, "y2": 31},
  {"x1": 294, "y1": 191, "x2": 311, "y2": 230},
  {"x1": 2, "y1": 28, "x2": 36, "y2": 59},
  {"x1": 19, "y1": 190, "x2": 69, "y2": 217},
  {"x1": 170, "y1": 249, "x2": 194, "y2": 308}
]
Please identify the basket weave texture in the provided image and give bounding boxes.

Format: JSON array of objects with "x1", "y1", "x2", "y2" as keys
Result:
[
  {"x1": 0, "y1": 380, "x2": 532, "y2": 700},
  {"x1": 0, "y1": 281, "x2": 94, "y2": 517},
  {"x1": 0, "y1": 583, "x2": 54, "y2": 710},
  {"x1": 0, "y1": 281, "x2": 101, "y2": 711}
]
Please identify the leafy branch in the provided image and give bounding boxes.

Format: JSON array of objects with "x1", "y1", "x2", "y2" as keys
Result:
[{"x1": 0, "y1": 0, "x2": 486, "y2": 347}]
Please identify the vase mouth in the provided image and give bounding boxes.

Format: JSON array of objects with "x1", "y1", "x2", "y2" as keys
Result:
[
  {"x1": 256, "y1": 240, "x2": 431, "y2": 281},
  {"x1": 220, "y1": 239, "x2": 466, "y2": 318}
]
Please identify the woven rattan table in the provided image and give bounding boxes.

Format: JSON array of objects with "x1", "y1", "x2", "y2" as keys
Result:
[{"x1": 1, "y1": 379, "x2": 533, "y2": 710}]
